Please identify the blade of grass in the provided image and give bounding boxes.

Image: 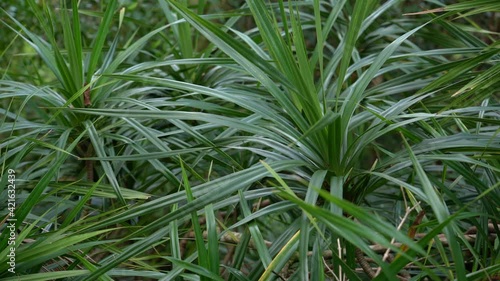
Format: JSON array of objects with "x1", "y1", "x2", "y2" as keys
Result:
[
  {"x1": 86, "y1": 0, "x2": 118, "y2": 82},
  {"x1": 238, "y1": 190, "x2": 272, "y2": 268},
  {"x1": 205, "y1": 204, "x2": 219, "y2": 276},
  {"x1": 84, "y1": 120, "x2": 126, "y2": 205},
  {"x1": 165, "y1": 257, "x2": 224, "y2": 281},
  {"x1": 400, "y1": 132, "x2": 467, "y2": 281},
  {"x1": 298, "y1": 170, "x2": 327, "y2": 280},
  {"x1": 180, "y1": 157, "x2": 210, "y2": 279}
]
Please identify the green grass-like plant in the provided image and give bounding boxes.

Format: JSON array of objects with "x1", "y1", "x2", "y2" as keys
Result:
[{"x1": 1, "y1": 0, "x2": 499, "y2": 280}]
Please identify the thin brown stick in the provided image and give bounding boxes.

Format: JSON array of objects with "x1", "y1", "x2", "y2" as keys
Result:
[{"x1": 375, "y1": 205, "x2": 419, "y2": 276}]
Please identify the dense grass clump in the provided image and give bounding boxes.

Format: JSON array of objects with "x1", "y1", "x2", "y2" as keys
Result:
[{"x1": 0, "y1": 0, "x2": 499, "y2": 280}]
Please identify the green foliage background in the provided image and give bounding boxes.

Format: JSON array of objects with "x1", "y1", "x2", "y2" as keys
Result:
[{"x1": 0, "y1": 0, "x2": 499, "y2": 280}]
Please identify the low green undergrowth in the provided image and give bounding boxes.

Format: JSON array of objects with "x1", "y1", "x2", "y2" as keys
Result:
[{"x1": 0, "y1": 0, "x2": 499, "y2": 280}]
